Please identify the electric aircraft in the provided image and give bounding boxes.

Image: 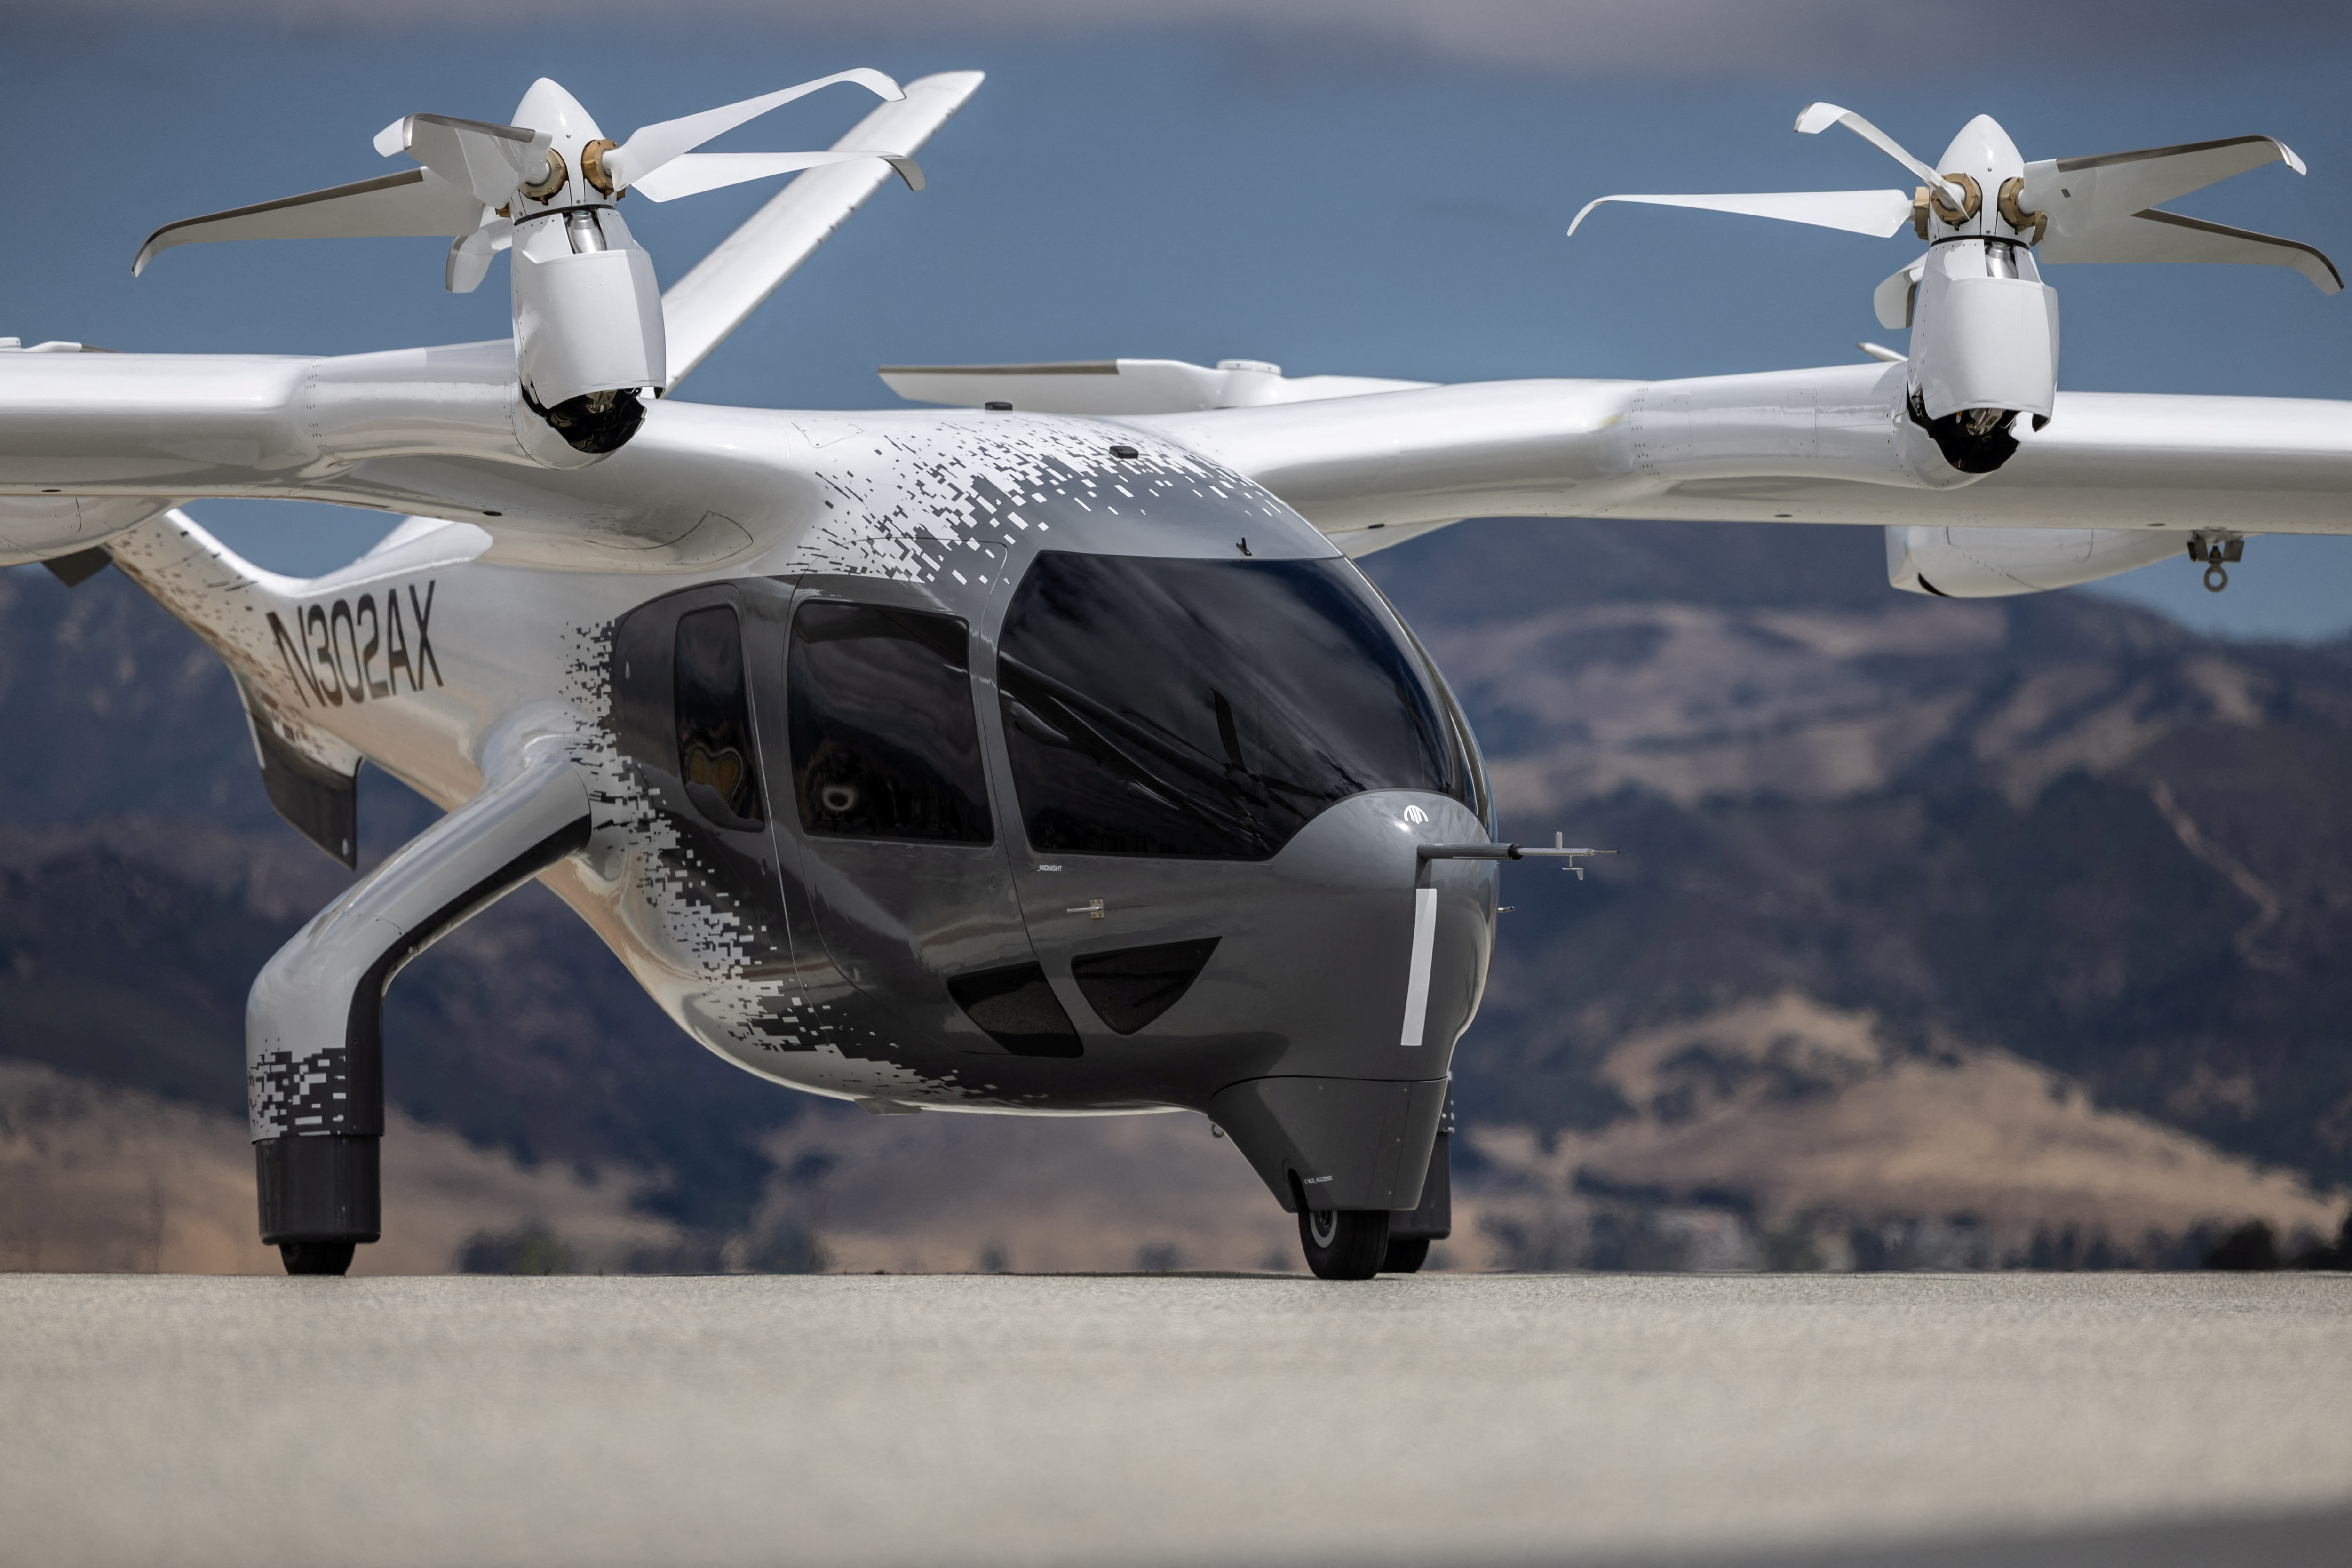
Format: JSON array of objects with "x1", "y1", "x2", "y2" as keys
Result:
[{"x1": 4, "y1": 72, "x2": 2346, "y2": 1277}]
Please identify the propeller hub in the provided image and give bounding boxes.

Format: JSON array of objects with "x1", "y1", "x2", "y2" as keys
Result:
[
  {"x1": 519, "y1": 148, "x2": 569, "y2": 205},
  {"x1": 1928, "y1": 171, "x2": 1983, "y2": 230},
  {"x1": 1924, "y1": 115, "x2": 2038, "y2": 247},
  {"x1": 580, "y1": 139, "x2": 619, "y2": 198}
]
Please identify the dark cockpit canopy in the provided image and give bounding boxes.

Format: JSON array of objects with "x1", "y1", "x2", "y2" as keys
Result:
[{"x1": 995, "y1": 552, "x2": 1481, "y2": 860}]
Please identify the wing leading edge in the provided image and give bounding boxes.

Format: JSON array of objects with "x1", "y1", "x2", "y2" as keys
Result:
[{"x1": 1126, "y1": 367, "x2": 2352, "y2": 555}]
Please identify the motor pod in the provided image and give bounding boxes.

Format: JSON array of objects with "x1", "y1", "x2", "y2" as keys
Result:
[
  {"x1": 1906, "y1": 237, "x2": 2060, "y2": 472},
  {"x1": 1899, "y1": 114, "x2": 2061, "y2": 476},
  {"x1": 1885, "y1": 524, "x2": 2178, "y2": 597},
  {"x1": 510, "y1": 200, "x2": 665, "y2": 456}
]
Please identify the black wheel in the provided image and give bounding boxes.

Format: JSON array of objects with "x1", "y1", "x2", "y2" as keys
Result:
[
  {"x1": 1299, "y1": 1207, "x2": 1390, "y2": 1280},
  {"x1": 280, "y1": 1242, "x2": 355, "y2": 1276},
  {"x1": 1381, "y1": 1236, "x2": 1430, "y2": 1274}
]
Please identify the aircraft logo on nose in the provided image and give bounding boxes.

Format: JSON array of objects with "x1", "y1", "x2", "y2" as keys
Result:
[{"x1": 1404, "y1": 805, "x2": 1429, "y2": 824}]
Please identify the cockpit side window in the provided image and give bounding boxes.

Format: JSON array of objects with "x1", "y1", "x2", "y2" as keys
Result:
[
  {"x1": 674, "y1": 605, "x2": 765, "y2": 830},
  {"x1": 997, "y1": 552, "x2": 1463, "y2": 860},
  {"x1": 787, "y1": 601, "x2": 993, "y2": 844}
]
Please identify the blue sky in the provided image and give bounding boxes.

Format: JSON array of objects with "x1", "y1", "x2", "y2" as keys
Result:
[{"x1": 8, "y1": 6, "x2": 2352, "y2": 637}]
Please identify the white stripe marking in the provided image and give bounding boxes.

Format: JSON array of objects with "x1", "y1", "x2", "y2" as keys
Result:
[{"x1": 1400, "y1": 887, "x2": 1438, "y2": 1047}]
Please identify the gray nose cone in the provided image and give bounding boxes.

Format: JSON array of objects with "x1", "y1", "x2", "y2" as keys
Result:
[
  {"x1": 1202, "y1": 790, "x2": 1495, "y2": 1213},
  {"x1": 1256, "y1": 789, "x2": 1496, "y2": 1076}
]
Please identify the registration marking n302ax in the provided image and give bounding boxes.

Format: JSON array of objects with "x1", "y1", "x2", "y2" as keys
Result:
[{"x1": 265, "y1": 580, "x2": 441, "y2": 709}]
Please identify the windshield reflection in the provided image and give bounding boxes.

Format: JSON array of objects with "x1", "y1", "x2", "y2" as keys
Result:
[{"x1": 997, "y1": 552, "x2": 1470, "y2": 859}]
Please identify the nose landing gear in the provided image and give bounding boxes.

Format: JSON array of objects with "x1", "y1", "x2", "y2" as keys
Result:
[
  {"x1": 1381, "y1": 1237, "x2": 1431, "y2": 1273},
  {"x1": 1288, "y1": 1103, "x2": 1454, "y2": 1278},
  {"x1": 1299, "y1": 1205, "x2": 1392, "y2": 1280}
]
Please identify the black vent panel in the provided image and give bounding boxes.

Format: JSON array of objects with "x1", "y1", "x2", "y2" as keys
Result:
[
  {"x1": 1071, "y1": 939, "x2": 1219, "y2": 1035},
  {"x1": 947, "y1": 963, "x2": 1082, "y2": 1057}
]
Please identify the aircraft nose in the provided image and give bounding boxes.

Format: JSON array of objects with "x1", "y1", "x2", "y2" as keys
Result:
[
  {"x1": 1190, "y1": 790, "x2": 1497, "y2": 1219},
  {"x1": 1253, "y1": 790, "x2": 1499, "y2": 1076}
]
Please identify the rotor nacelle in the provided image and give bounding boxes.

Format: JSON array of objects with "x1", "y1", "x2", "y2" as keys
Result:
[
  {"x1": 1918, "y1": 124, "x2": 2054, "y2": 392},
  {"x1": 135, "y1": 68, "x2": 925, "y2": 463},
  {"x1": 1572, "y1": 103, "x2": 2337, "y2": 478},
  {"x1": 497, "y1": 80, "x2": 666, "y2": 452}
]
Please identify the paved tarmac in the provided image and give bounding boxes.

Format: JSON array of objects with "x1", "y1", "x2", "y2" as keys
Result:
[{"x1": 2, "y1": 1272, "x2": 2347, "y2": 1567}]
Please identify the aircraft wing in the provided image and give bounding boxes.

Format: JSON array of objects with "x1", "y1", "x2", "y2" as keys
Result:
[
  {"x1": 1117, "y1": 367, "x2": 2352, "y2": 556},
  {"x1": 880, "y1": 358, "x2": 1430, "y2": 415}
]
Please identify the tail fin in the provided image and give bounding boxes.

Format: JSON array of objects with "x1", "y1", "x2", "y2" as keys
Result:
[{"x1": 103, "y1": 509, "x2": 489, "y2": 866}]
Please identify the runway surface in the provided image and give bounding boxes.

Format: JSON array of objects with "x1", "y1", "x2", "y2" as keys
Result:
[{"x1": 3, "y1": 1272, "x2": 2348, "y2": 1567}]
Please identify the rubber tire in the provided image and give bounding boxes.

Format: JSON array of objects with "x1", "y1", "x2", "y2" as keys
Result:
[
  {"x1": 280, "y1": 1242, "x2": 356, "y2": 1276},
  {"x1": 1381, "y1": 1236, "x2": 1431, "y2": 1274},
  {"x1": 1299, "y1": 1207, "x2": 1390, "y2": 1280}
]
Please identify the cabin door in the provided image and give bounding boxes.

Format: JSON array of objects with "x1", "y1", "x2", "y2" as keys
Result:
[{"x1": 757, "y1": 575, "x2": 1077, "y2": 1058}]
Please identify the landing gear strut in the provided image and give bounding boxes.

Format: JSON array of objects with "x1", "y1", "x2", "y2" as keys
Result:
[
  {"x1": 245, "y1": 747, "x2": 594, "y2": 1279},
  {"x1": 257, "y1": 1131, "x2": 377, "y2": 1276}
]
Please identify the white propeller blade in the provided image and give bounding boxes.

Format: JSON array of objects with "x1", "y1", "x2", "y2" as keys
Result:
[
  {"x1": 376, "y1": 113, "x2": 555, "y2": 208},
  {"x1": 1873, "y1": 258, "x2": 1926, "y2": 329},
  {"x1": 628, "y1": 149, "x2": 924, "y2": 203},
  {"x1": 603, "y1": 69, "x2": 903, "y2": 191},
  {"x1": 2017, "y1": 135, "x2": 2340, "y2": 291},
  {"x1": 134, "y1": 167, "x2": 485, "y2": 276},
  {"x1": 2043, "y1": 209, "x2": 2341, "y2": 293},
  {"x1": 1569, "y1": 190, "x2": 1915, "y2": 239},
  {"x1": 2024, "y1": 135, "x2": 2304, "y2": 221},
  {"x1": 445, "y1": 214, "x2": 511, "y2": 294},
  {"x1": 1796, "y1": 102, "x2": 1963, "y2": 205}
]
